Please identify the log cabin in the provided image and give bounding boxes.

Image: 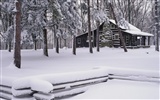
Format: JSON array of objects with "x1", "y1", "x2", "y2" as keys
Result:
[{"x1": 76, "y1": 19, "x2": 154, "y2": 48}]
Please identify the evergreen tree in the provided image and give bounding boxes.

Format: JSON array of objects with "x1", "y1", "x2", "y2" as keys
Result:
[
  {"x1": 22, "y1": 0, "x2": 49, "y2": 56},
  {"x1": 59, "y1": 0, "x2": 82, "y2": 55},
  {"x1": 1, "y1": 0, "x2": 14, "y2": 51}
]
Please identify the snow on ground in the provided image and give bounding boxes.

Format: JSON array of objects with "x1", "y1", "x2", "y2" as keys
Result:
[
  {"x1": 1, "y1": 46, "x2": 159, "y2": 76},
  {"x1": 70, "y1": 79, "x2": 159, "y2": 99},
  {"x1": 0, "y1": 46, "x2": 160, "y2": 99}
]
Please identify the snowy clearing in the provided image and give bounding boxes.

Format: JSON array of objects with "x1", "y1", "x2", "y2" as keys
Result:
[
  {"x1": 70, "y1": 79, "x2": 159, "y2": 100},
  {"x1": 0, "y1": 46, "x2": 160, "y2": 99}
]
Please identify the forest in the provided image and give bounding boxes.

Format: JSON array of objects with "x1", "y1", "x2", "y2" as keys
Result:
[{"x1": 0, "y1": 0, "x2": 159, "y2": 68}]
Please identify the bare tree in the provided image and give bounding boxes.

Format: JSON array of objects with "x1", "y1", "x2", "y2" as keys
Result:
[{"x1": 113, "y1": 0, "x2": 152, "y2": 31}]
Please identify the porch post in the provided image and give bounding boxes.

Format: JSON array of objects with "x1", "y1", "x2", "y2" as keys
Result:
[
  {"x1": 131, "y1": 35, "x2": 133, "y2": 46},
  {"x1": 135, "y1": 36, "x2": 137, "y2": 46},
  {"x1": 144, "y1": 37, "x2": 146, "y2": 46},
  {"x1": 148, "y1": 36, "x2": 150, "y2": 46},
  {"x1": 140, "y1": 36, "x2": 142, "y2": 46}
]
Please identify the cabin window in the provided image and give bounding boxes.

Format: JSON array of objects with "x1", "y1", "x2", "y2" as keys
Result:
[
  {"x1": 111, "y1": 24, "x2": 116, "y2": 29},
  {"x1": 113, "y1": 34, "x2": 119, "y2": 40},
  {"x1": 77, "y1": 38, "x2": 81, "y2": 44}
]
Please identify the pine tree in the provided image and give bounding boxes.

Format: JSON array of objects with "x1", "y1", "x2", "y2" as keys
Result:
[
  {"x1": 21, "y1": 0, "x2": 49, "y2": 55},
  {"x1": 48, "y1": 0, "x2": 62, "y2": 53},
  {"x1": 59, "y1": 0, "x2": 81, "y2": 55},
  {"x1": 1, "y1": 0, "x2": 14, "y2": 52}
]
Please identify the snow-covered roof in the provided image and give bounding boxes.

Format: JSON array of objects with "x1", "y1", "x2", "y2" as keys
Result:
[
  {"x1": 109, "y1": 19, "x2": 153, "y2": 37},
  {"x1": 77, "y1": 22, "x2": 104, "y2": 37},
  {"x1": 124, "y1": 30, "x2": 154, "y2": 37},
  {"x1": 109, "y1": 19, "x2": 141, "y2": 31}
]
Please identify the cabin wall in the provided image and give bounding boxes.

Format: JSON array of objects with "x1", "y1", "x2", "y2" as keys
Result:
[
  {"x1": 76, "y1": 32, "x2": 97, "y2": 48},
  {"x1": 76, "y1": 34, "x2": 88, "y2": 47},
  {"x1": 76, "y1": 23, "x2": 104, "y2": 48}
]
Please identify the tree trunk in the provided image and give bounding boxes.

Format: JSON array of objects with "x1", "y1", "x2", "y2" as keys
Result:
[
  {"x1": 53, "y1": 26, "x2": 57, "y2": 48},
  {"x1": 96, "y1": 22, "x2": 100, "y2": 52},
  {"x1": 34, "y1": 40, "x2": 37, "y2": 50},
  {"x1": 64, "y1": 39, "x2": 67, "y2": 47},
  {"x1": 60, "y1": 37, "x2": 62, "y2": 48},
  {"x1": 73, "y1": 35, "x2": 76, "y2": 55},
  {"x1": 8, "y1": 41, "x2": 11, "y2": 52},
  {"x1": 43, "y1": 10, "x2": 49, "y2": 56},
  {"x1": 109, "y1": 3, "x2": 127, "y2": 52},
  {"x1": 128, "y1": 0, "x2": 131, "y2": 23},
  {"x1": 14, "y1": 0, "x2": 21, "y2": 68},
  {"x1": 56, "y1": 36, "x2": 59, "y2": 53},
  {"x1": 5, "y1": 42, "x2": 8, "y2": 50},
  {"x1": 43, "y1": 28, "x2": 48, "y2": 56},
  {"x1": 87, "y1": 0, "x2": 93, "y2": 53},
  {"x1": 8, "y1": 14, "x2": 12, "y2": 52},
  {"x1": 155, "y1": 0, "x2": 159, "y2": 51},
  {"x1": 96, "y1": 0, "x2": 100, "y2": 52}
]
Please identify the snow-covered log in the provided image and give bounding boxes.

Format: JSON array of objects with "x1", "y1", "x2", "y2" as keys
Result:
[
  {"x1": 12, "y1": 88, "x2": 33, "y2": 97},
  {"x1": 0, "y1": 86, "x2": 12, "y2": 94},
  {"x1": 30, "y1": 79, "x2": 54, "y2": 93},
  {"x1": 12, "y1": 68, "x2": 108, "y2": 90},
  {"x1": 11, "y1": 68, "x2": 108, "y2": 99},
  {"x1": 107, "y1": 68, "x2": 160, "y2": 82},
  {"x1": 32, "y1": 69, "x2": 108, "y2": 99},
  {"x1": 109, "y1": 74, "x2": 160, "y2": 83},
  {"x1": 34, "y1": 86, "x2": 88, "y2": 100},
  {"x1": 32, "y1": 76, "x2": 108, "y2": 99},
  {"x1": 0, "y1": 92, "x2": 12, "y2": 100},
  {"x1": 52, "y1": 77, "x2": 108, "y2": 92}
]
